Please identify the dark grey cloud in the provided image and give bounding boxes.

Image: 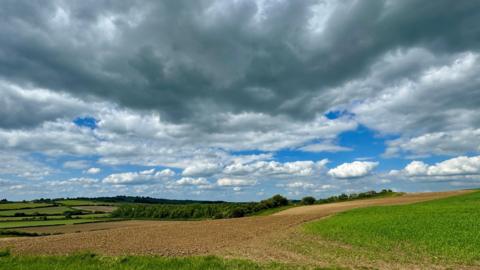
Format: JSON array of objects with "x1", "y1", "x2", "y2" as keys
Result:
[
  {"x1": 1, "y1": 0, "x2": 479, "y2": 125},
  {"x1": 0, "y1": 81, "x2": 92, "y2": 128}
]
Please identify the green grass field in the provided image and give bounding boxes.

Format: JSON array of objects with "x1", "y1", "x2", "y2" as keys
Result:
[
  {"x1": 0, "y1": 253, "x2": 336, "y2": 270},
  {"x1": 0, "y1": 215, "x2": 70, "y2": 222},
  {"x1": 0, "y1": 218, "x2": 103, "y2": 229},
  {"x1": 304, "y1": 191, "x2": 480, "y2": 265},
  {"x1": 0, "y1": 203, "x2": 53, "y2": 211},
  {"x1": 0, "y1": 206, "x2": 73, "y2": 217}
]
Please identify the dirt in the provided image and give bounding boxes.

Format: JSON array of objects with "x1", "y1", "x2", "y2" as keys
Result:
[
  {"x1": 273, "y1": 189, "x2": 470, "y2": 216},
  {"x1": 0, "y1": 190, "x2": 472, "y2": 258}
]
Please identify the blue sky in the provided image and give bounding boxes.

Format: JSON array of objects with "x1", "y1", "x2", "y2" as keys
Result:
[{"x1": 1, "y1": 1, "x2": 480, "y2": 201}]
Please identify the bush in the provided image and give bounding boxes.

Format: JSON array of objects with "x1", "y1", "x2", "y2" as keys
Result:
[
  {"x1": 230, "y1": 208, "x2": 245, "y2": 218},
  {"x1": 0, "y1": 230, "x2": 46, "y2": 237},
  {"x1": 63, "y1": 210, "x2": 83, "y2": 219},
  {"x1": 301, "y1": 196, "x2": 316, "y2": 205},
  {"x1": 316, "y1": 190, "x2": 397, "y2": 204}
]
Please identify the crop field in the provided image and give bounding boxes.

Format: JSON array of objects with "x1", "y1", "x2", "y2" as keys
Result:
[
  {"x1": 0, "y1": 219, "x2": 105, "y2": 229},
  {"x1": 0, "y1": 190, "x2": 476, "y2": 269},
  {"x1": 304, "y1": 190, "x2": 480, "y2": 265},
  {"x1": 14, "y1": 220, "x2": 159, "y2": 235},
  {"x1": 0, "y1": 253, "x2": 332, "y2": 270},
  {"x1": 0, "y1": 206, "x2": 73, "y2": 217},
  {"x1": 0, "y1": 200, "x2": 116, "y2": 230},
  {"x1": 0, "y1": 203, "x2": 53, "y2": 211},
  {"x1": 0, "y1": 216, "x2": 68, "y2": 222}
]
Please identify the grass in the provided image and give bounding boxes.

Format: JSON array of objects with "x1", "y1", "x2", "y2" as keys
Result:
[
  {"x1": 304, "y1": 191, "x2": 480, "y2": 265},
  {"x1": 0, "y1": 203, "x2": 53, "y2": 211},
  {"x1": 0, "y1": 215, "x2": 73, "y2": 222},
  {"x1": 0, "y1": 218, "x2": 103, "y2": 229},
  {"x1": 0, "y1": 206, "x2": 73, "y2": 217},
  {"x1": 0, "y1": 253, "x2": 339, "y2": 270}
]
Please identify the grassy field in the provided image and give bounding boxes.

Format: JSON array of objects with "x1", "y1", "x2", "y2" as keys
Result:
[
  {"x1": 304, "y1": 190, "x2": 480, "y2": 265},
  {"x1": 0, "y1": 219, "x2": 104, "y2": 229},
  {"x1": 0, "y1": 203, "x2": 53, "y2": 211},
  {"x1": 0, "y1": 215, "x2": 69, "y2": 222},
  {"x1": 0, "y1": 206, "x2": 73, "y2": 217},
  {"x1": 0, "y1": 253, "x2": 336, "y2": 270}
]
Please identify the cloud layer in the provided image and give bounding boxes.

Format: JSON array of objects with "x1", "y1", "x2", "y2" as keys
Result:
[{"x1": 1, "y1": 0, "x2": 480, "y2": 200}]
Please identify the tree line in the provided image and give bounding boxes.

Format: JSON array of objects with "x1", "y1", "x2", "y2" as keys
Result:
[
  {"x1": 111, "y1": 194, "x2": 289, "y2": 220},
  {"x1": 300, "y1": 189, "x2": 396, "y2": 205}
]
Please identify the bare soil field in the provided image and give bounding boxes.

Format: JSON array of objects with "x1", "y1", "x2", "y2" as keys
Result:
[
  {"x1": 273, "y1": 190, "x2": 469, "y2": 216},
  {"x1": 0, "y1": 190, "x2": 471, "y2": 259}
]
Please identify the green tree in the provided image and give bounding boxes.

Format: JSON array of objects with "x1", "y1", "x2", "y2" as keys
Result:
[{"x1": 301, "y1": 196, "x2": 316, "y2": 205}]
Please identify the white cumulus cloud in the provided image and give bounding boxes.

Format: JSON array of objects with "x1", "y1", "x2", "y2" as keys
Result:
[
  {"x1": 86, "y1": 167, "x2": 101, "y2": 174},
  {"x1": 217, "y1": 178, "x2": 257, "y2": 187},
  {"x1": 401, "y1": 156, "x2": 480, "y2": 177},
  {"x1": 299, "y1": 143, "x2": 352, "y2": 153},
  {"x1": 328, "y1": 161, "x2": 379, "y2": 179},
  {"x1": 103, "y1": 168, "x2": 174, "y2": 185},
  {"x1": 182, "y1": 163, "x2": 222, "y2": 177},
  {"x1": 176, "y1": 177, "x2": 210, "y2": 186}
]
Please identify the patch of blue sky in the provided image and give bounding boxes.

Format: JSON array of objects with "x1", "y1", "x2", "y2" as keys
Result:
[
  {"x1": 324, "y1": 110, "x2": 355, "y2": 120},
  {"x1": 73, "y1": 116, "x2": 98, "y2": 129},
  {"x1": 273, "y1": 125, "x2": 392, "y2": 169}
]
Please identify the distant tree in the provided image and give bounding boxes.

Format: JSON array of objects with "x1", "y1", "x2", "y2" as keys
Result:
[
  {"x1": 301, "y1": 196, "x2": 316, "y2": 205},
  {"x1": 63, "y1": 210, "x2": 82, "y2": 219},
  {"x1": 0, "y1": 199, "x2": 7, "y2": 203},
  {"x1": 111, "y1": 194, "x2": 291, "y2": 220},
  {"x1": 270, "y1": 194, "x2": 289, "y2": 207},
  {"x1": 230, "y1": 207, "x2": 245, "y2": 218}
]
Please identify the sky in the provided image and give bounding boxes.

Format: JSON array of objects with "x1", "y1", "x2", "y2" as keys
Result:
[{"x1": 1, "y1": 0, "x2": 480, "y2": 201}]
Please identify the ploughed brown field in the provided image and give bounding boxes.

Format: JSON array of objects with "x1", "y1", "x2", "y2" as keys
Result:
[{"x1": 0, "y1": 190, "x2": 471, "y2": 260}]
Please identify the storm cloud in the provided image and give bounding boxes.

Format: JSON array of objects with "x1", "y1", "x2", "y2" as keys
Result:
[{"x1": 2, "y1": 0, "x2": 479, "y2": 125}]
